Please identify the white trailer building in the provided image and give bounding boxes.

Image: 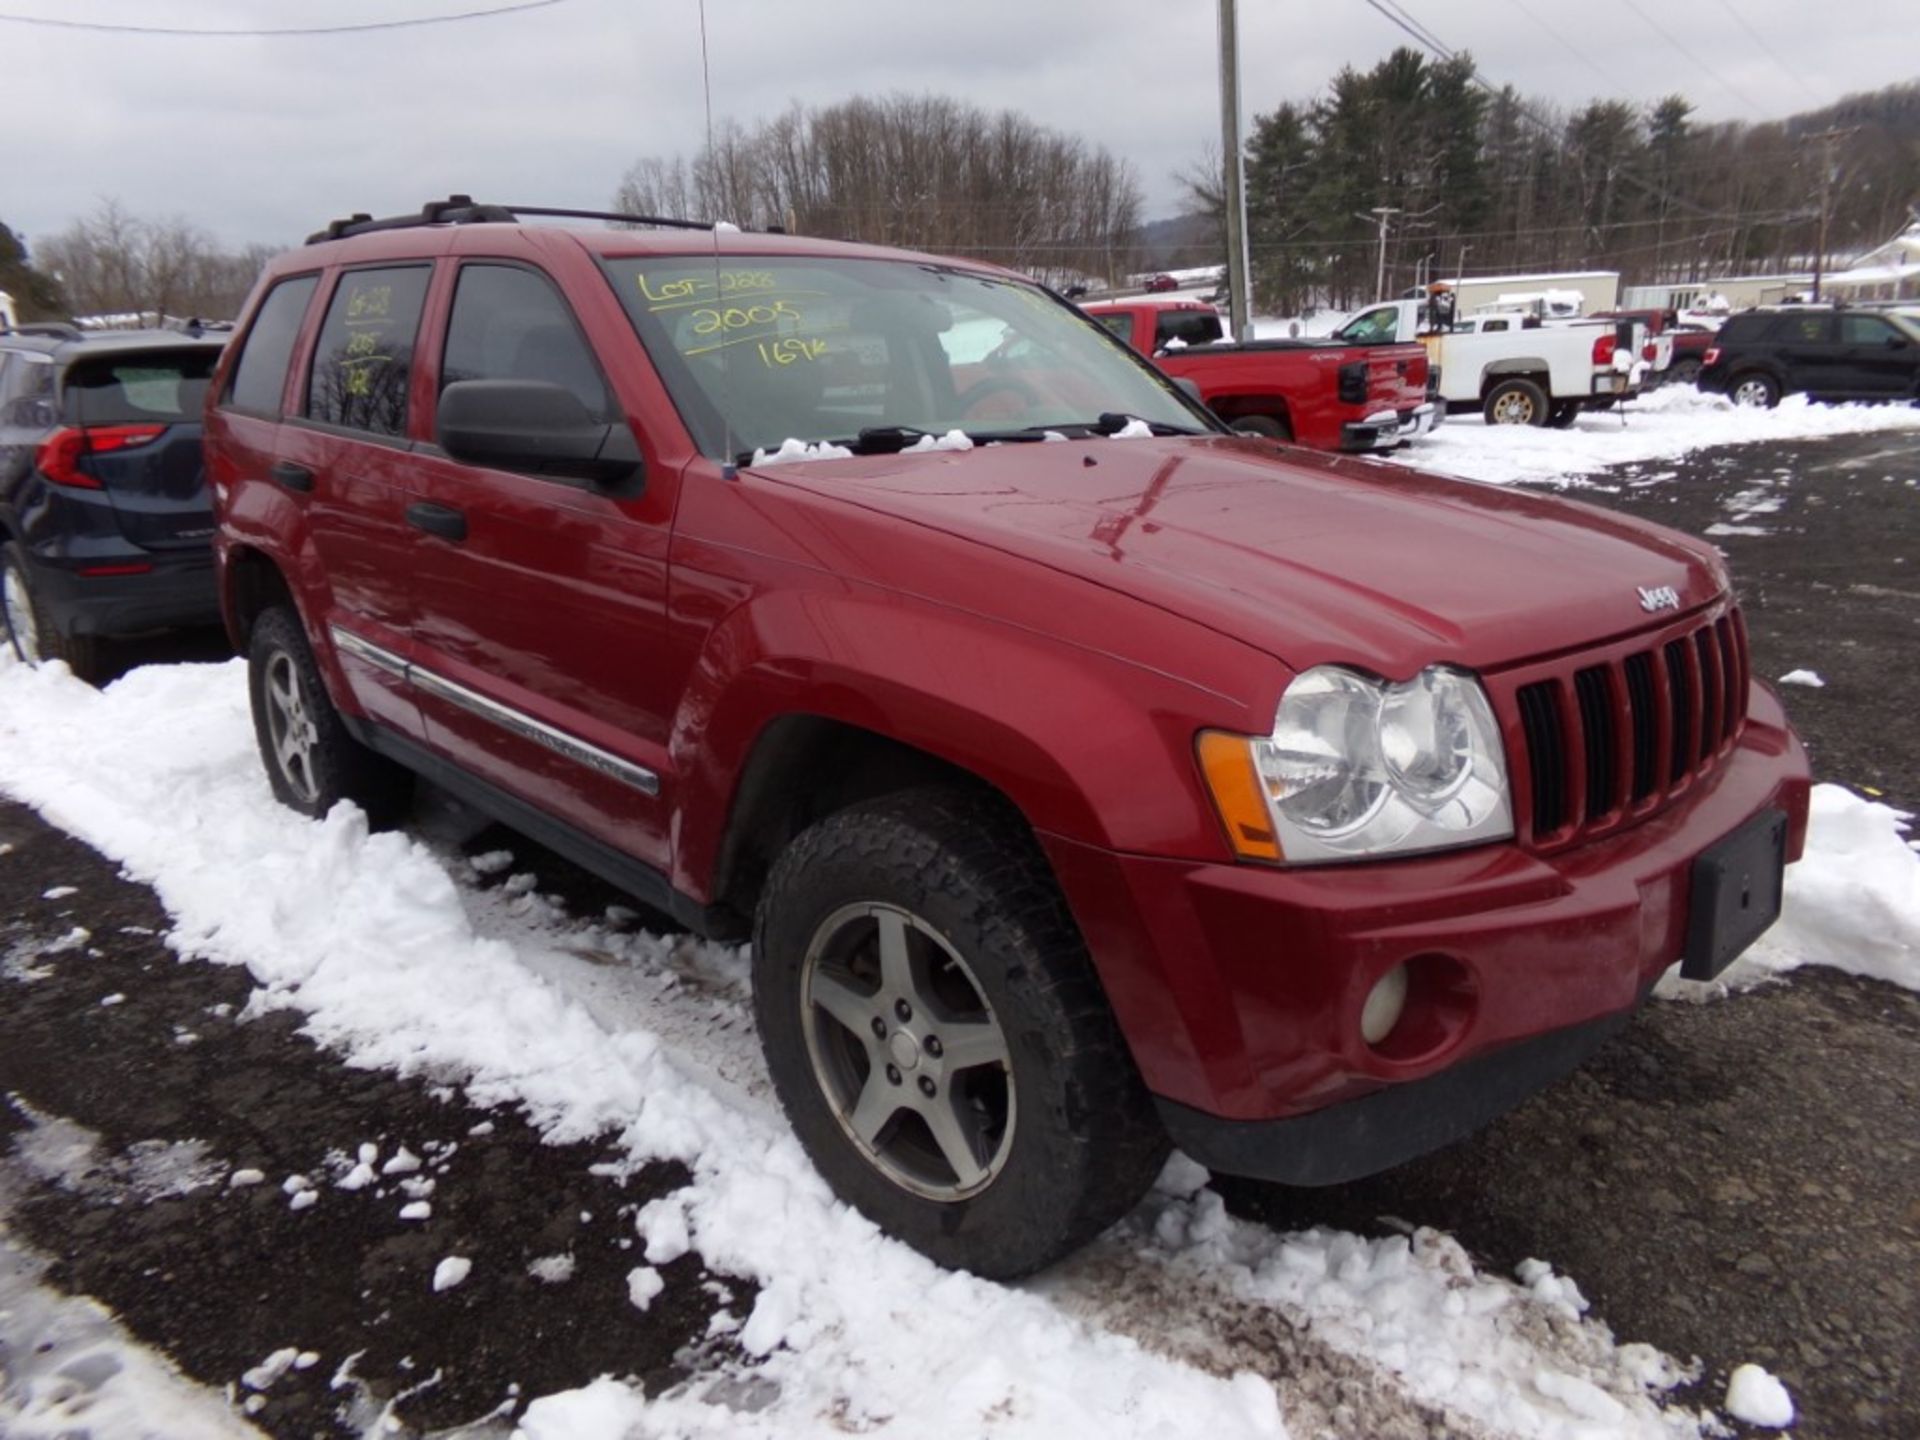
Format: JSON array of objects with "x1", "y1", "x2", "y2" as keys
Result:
[
  {"x1": 1420, "y1": 270, "x2": 1620, "y2": 316},
  {"x1": 1621, "y1": 274, "x2": 1811, "y2": 312}
]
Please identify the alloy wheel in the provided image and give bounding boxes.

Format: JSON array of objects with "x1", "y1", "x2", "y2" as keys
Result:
[
  {"x1": 264, "y1": 649, "x2": 321, "y2": 804},
  {"x1": 1732, "y1": 377, "x2": 1773, "y2": 408},
  {"x1": 800, "y1": 901, "x2": 1015, "y2": 1201},
  {"x1": 4, "y1": 565, "x2": 40, "y2": 664}
]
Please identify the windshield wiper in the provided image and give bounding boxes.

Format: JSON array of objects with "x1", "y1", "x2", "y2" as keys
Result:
[{"x1": 1083, "y1": 412, "x2": 1207, "y2": 437}]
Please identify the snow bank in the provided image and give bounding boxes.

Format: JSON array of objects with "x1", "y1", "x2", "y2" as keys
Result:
[
  {"x1": 0, "y1": 658, "x2": 1728, "y2": 1437},
  {"x1": 1389, "y1": 387, "x2": 1920, "y2": 489},
  {"x1": 1679, "y1": 784, "x2": 1920, "y2": 996}
]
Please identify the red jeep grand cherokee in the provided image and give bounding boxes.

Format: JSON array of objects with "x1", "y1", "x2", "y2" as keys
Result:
[{"x1": 206, "y1": 198, "x2": 1810, "y2": 1278}]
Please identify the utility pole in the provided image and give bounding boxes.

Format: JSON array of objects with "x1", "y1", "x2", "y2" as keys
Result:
[
  {"x1": 1355, "y1": 206, "x2": 1400, "y2": 301},
  {"x1": 1808, "y1": 126, "x2": 1855, "y2": 302},
  {"x1": 1217, "y1": 0, "x2": 1251, "y2": 338}
]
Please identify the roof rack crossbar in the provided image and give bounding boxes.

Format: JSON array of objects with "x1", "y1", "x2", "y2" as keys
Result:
[
  {"x1": 306, "y1": 195, "x2": 741, "y2": 245},
  {"x1": 504, "y1": 205, "x2": 715, "y2": 232}
]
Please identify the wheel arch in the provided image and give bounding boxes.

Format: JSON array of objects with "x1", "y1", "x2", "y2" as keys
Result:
[
  {"x1": 1202, "y1": 391, "x2": 1294, "y2": 429},
  {"x1": 1479, "y1": 362, "x2": 1551, "y2": 394},
  {"x1": 707, "y1": 714, "x2": 1011, "y2": 936},
  {"x1": 221, "y1": 542, "x2": 299, "y2": 651}
]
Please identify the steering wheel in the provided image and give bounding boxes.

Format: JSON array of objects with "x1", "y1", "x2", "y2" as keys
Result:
[{"x1": 956, "y1": 375, "x2": 1045, "y2": 416}]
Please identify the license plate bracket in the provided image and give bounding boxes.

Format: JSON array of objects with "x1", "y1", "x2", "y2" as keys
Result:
[{"x1": 1681, "y1": 809, "x2": 1788, "y2": 981}]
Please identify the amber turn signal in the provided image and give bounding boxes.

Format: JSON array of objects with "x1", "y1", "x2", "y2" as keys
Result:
[{"x1": 1196, "y1": 730, "x2": 1282, "y2": 862}]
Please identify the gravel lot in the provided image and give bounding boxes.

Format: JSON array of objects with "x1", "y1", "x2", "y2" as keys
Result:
[{"x1": 1, "y1": 425, "x2": 1915, "y2": 1437}]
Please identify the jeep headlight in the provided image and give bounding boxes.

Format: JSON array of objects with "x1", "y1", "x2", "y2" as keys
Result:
[{"x1": 1199, "y1": 665, "x2": 1512, "y2": 863}]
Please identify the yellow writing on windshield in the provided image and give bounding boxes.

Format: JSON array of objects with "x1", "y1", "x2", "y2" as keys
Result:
[
  {"x1": 757, "y1": 337, "x2": 828, "y2": 366},
  {"x1": 637, "y1": 270, "x2": 781, "y2": 308}
]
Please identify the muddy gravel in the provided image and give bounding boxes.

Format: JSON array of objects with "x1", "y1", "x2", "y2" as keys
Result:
[
  {"x1": 0, "y1": 800, "x2": 747, "y2": 1437},
  {"x1": 0, "y1": 425, "x2": 1916, "y2": 1438}
]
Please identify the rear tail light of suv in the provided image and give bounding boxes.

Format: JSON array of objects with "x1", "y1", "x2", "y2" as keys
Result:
[
  {"x1": 35, "y1": 424, "x2": 166, "y2": 489},
  {"x1": 1702, "y1": 347, "x2": 1721, "y2": 367}
]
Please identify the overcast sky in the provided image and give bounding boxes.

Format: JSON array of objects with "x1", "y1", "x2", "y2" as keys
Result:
[{"x1": 3, "y1": 0, "x2": 1914, "y2": 252}]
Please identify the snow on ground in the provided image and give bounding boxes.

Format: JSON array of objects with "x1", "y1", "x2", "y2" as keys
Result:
[
  {"x1": 0, "y1": 656, "x2": 1745, "y2": 1438},
  {"x1": 0, "y1": 1223, "x2": 263, "y2": 1439},
  {"x1": 1387, "y1": 386, "x2": 1920, "y2": 489},
  {"x1": 1661, "y1": 784, "x2": 1920, "y2": 999}
]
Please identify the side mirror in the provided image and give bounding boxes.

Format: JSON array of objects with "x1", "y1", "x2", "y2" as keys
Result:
[
  {"x1": 1887, "y1": 335, "x2": 1908, "y2": 350},
  {"x1": 437, "y1": 380, "x2": 643, "y2": 492},
  {"x1": 1171, "y1": 376, "x2": 1205, "y2": 406}
]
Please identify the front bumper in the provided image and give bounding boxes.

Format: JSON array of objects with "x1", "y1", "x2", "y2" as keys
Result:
[
  {"x1": 1041, "y1": 685, "x2": 1810, "y2": 1183},
  {"x1": 1341, "y1": 401, "x2": 1439, "y2": 451}
]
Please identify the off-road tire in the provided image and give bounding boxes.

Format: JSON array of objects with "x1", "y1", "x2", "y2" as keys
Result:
[
  {"x1": 247, "y1": 606, "x2": 411, "y2": 827},
  {"x1": 2, "y1": 542, "x2": 103, "y2": 684},
  {"x1": 1482, "y1": 377, "x2": 1549, "y2": 427},
  {"x1": 753, "y1": 786, "x2": 1169, "y2": 1278},
  {"x1": 1231, "y1": 413, "x2": 1291, "y2": 441},
  {"x1": 1729, "y1": 372, "x2": 1781, "y2": 409}
]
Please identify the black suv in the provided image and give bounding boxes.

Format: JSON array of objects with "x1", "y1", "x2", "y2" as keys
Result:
[
  {"x1": 0, "y1": 325, "x2": 227, "y2": 680},
  {"x1": 1697, "y1": 306, "x2": 1920, "y2": 408}
]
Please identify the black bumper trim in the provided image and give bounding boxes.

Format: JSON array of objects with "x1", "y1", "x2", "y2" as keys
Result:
[
  {"x1": 32, "y1": 556, "x2": 219, "y2": 639},
  {"x1": 1155, "y1": 1001, "x2": 1640, "y2": 1187}
]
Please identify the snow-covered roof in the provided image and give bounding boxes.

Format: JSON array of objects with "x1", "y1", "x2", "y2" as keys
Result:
[{"x1": 1831, "y1": 222, "x2": 1920, "y2": 281}]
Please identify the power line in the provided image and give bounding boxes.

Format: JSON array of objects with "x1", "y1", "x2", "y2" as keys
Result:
[
  {"x1": 1709, "y1": 0, "x2": 1825, "y2": 108},
  {"x1": 1356, "y1": 0, "x2": 1735, "y2": 222},
  {"x1": 1504, "y1": 0, "x2": 1632, "y2": 94},
  {"x1": 1616, "y1": 0, "x2": 1767, "y2": 115},
  {"x1": 0, "y1": 0, "x2": 564, "y2": 37}
]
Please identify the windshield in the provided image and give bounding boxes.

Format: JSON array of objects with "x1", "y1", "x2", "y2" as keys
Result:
[{"x1": 603, "y1": 256, "x2": 1210, "y2": 461}]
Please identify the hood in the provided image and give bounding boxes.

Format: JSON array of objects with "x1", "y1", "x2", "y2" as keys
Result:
[{"x1": 752, "y1": 436, "x2": 1726, "y2": 678}]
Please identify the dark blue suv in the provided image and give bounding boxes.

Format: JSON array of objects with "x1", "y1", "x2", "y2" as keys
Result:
[{"x1": 0, "y1": 326, "x2": 227, "y2": 681}]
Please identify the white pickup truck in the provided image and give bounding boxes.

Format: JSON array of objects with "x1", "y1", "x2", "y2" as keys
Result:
[{"x1": 1333, "y1": 298, "x2": 1649, "y2": 427}]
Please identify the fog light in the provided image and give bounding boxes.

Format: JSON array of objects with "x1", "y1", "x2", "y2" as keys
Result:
[{"x1": 1360, "y1": 964, "x2": 1410, "y2": 1046}]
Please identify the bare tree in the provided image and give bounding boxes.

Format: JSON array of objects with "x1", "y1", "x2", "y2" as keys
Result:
[
  {"x1": 614, "y1": 93, "x2": 1142, "y2": 288},
  {"x1": 37, "y1": 200, "x2": 268, "y2": 322}
]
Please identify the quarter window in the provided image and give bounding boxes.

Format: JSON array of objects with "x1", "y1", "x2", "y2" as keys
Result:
[
  {"x1": 441, "y1": 264, "x2": 609, "y2": 420},
  {"x1": 307, "y1": 266, "x2": 430, "y2": 436},
  {"x1": 226, "y1": 274, "x2": 318, "y2": 416},
  {"x1": 1841, "y1": 314, "x2": 1896, "y2": 345}
]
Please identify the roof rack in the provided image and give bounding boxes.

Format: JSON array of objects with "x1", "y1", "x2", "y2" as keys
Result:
[{"x1": 304, "y1": 194, "x2": 770, "y2": 246}]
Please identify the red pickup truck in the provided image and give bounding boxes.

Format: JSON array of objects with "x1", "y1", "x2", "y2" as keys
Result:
[
  {"x1": 206, "y1": 199, "x2": 1809, "y2": 1280},
  {"x1": 1083, "y1": 296, "x2": 1438, "y2": 452}
]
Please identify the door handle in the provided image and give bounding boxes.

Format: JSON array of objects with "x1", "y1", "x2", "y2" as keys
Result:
[
  {"x1": 406, "y1": 501, "x2": 467, "y2": 543},
  {"x1": 270, "y1": 461, "x2": 314, "y2": 493}
]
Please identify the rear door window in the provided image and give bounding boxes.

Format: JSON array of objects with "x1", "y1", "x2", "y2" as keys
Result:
[
  {"x1": 1154, "y1": 311, "x2": 1225, "y2": 349},
  {"x1": 440, "y1": 264, "x2": 610, "y2": 421},
  {"x1": 67, "y1": 350, "x2": 220, "y2": 425},
  {"x1": 226, "y1": 274, "x2": 319, "y2": 416},
  {"x1": 307, "y1": 266, "x2": 431, "y2": 437},
  {"x1": 1093, "y1": 312, "x2": 1134, "y2": 342}
]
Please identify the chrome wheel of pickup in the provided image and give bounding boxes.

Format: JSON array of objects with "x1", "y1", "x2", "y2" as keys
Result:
[
  {"x1": 801, "y1": 901, "x2": 1014, "y2": 1201},
  {"x1": 263, "y1": 649, "x2": 321, "y2": 805}
]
